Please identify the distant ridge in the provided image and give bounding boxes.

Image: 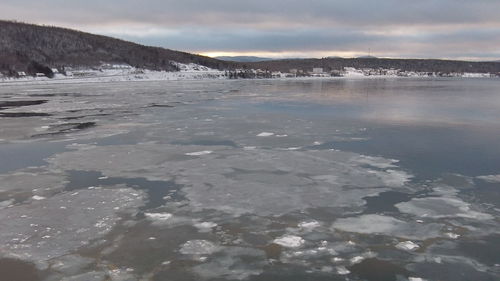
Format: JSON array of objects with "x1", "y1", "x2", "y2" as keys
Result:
[
  {"x1": 247, "y1": 57, "x2": 500, "y2": 74},
  {"x1": 357, "y1": 55, "x2": 378, "y2": 59},
  {"x1": 215, "y1": 56, "x2": 275, "y2": 62},
  {"x1": 0, "y1": 20, "x2": 236, "y2": 76}
]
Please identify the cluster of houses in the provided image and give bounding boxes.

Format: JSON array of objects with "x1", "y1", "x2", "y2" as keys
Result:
[
  {"x1": 225, "y1": 67, "x2": 334, "y2": 79},
  {"x1": 15, "y1": 68, "x2": 59, "y2": 78},
  {"x1": 227, "y1": 67, "x2": 499, "y2": 79},
  {"x1": 13, "y1": 64, "x2": 140, "y2": 79},
  {"x1": 5, "y1": 64, "x2": 499, "y2": 80}
]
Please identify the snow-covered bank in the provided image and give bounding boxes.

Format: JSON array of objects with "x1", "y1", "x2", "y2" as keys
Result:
[
  {"x1": 1, "y1": 63, "x2": 497, "y2": 85},
  {"x1": 0, "y1": 62, "x2": 227, "y2": 85}
]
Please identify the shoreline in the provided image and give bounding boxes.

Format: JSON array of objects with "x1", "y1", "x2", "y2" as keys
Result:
[{"x1": 1, "y1": 72, "x2": 497, "y2": 86}]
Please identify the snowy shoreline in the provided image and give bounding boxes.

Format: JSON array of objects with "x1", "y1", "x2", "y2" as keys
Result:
[
  {"x1": 1, "y1": 65, "x2": 497, "y2": 86},
  {"x1": 0, "y1": 70, "x2": 228, "y2": 86},
  {"x1": 1, "y1": 72, "x2": 497, "y2": 86}
]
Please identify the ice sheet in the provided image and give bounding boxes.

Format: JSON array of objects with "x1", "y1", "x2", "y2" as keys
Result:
[
  {"x1": 332, "y1": 214, "x2": 444, "y2": 240},
  {"x1": 0, "y1": 188, "x2": 145, "y2": 264},
  {"x1": 396, "y1": 197, "x2": 493, "y2": 220}
]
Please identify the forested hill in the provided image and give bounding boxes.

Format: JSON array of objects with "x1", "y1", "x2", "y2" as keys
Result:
[
  {"x1": 0, "y1": 20, "x2": 236, "y2": 76},
  {"x1": 246, "y1": 57, "x2": 500, "y2": 74}
]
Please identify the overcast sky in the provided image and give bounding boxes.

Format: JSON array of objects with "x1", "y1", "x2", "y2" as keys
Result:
[{"x1": 2, "y1": 0, "x2": 500, "y2": 60}]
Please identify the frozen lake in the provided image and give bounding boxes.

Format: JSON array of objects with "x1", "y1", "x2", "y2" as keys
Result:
[{"x1": 0, "y1": 78, "x2": 499, "y2": 281}]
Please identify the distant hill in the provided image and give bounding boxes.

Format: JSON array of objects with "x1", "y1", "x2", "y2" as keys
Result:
[
  {"x1": 357, "y1": 55, "x2": 378, "y2": 59},
  {"x1": 0, "y1": 20, "x2": 236, "y2": 76},
  {"x1": 215, "y1": 56, "x2": 275, "y2": 62},
  {"x1": 247, "y1": 57, "x2": 500, "y2": 74}
]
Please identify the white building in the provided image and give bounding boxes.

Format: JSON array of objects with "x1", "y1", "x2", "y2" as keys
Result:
[
  {"x1": 312, "y1": 68, "x2": 324, "y2": 74},
  {"x1": 271, "y1": 71, "x2": 283, "y2": 78}
]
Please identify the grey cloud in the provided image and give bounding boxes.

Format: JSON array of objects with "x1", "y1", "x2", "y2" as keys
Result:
[
  {"x1": 110, "y1": 26, "x2": 500, "y2": 58},
  {"x1": 1, "y1": 0, "x2": 499, "y2": 59},
  {"x1": 3, "y1": 0, "x2": 500, "y2": 27},
  {"x1": 120, "y1": 28, "x2": 383, "y2": 52}
]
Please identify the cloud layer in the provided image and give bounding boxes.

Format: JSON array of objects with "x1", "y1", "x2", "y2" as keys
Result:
[{"x1": 2, "y1": 0, "x2": 500, "y2": 59}]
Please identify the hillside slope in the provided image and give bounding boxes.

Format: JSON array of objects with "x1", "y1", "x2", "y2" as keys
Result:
[{"x1": 0, "y1": 20, "x2": 235, "y2": 76}]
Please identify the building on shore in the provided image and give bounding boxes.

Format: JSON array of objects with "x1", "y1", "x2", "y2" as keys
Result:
[{"x1": 312, "y1": 68, "x2": 324, "y2": 74}]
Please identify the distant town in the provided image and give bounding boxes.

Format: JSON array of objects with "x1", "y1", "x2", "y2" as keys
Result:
[
  {"x1": 225, "y1": 66, "x2": 498, "y2": 79},
  {"x1": 1, "y1": 62, "x2": 497, "y2": 84}
]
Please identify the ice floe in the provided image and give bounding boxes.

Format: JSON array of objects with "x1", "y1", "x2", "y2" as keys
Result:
[
  {"x1": 175, "y1": 148, "x2": 414, "y2": 215},
  {"x1": 47, "y1": 144, "x2": 176, "y2": 181},
  {"x1": 332, "y1": 214, "x2": 444, "y2": 239},
  {"x1": 396, "y1": 241, "x2": 420, "y2": 251},
  {"x1": 49, "y1": 254, "x2": 95, "y2": 276},
  {"x1": 0, "y1": 188, "x2": 145, "y2": 264},
  {"x1": 367, "y1": 169, "x2": 413, "y2": 187},
  {"x1": 194, "y1": 221, "x2": 218, "y2": 232},
  {"x1": 320, "y1": 266, "x2": 334, "y2": 273},
  {"x1": 243, "y1": 146, "x2": 257, "y2": 150},
  {"x1": 431, "y1": 185, "x2": 460, "y2": 196},
  {"x1": 298, "y1": 220, "x2": 321, "y2": 231},
  {"x1": 0, "y1": 169, "x2": 68, "y2": 198},
  {"x1": 106, "y1": 267, "x2": 137, "y2": 281},
  {"x1": 444, "y1": 232, "x2": 460, "y2": 239},
  {"x1": 60, "y1": 271, "x2": 107, "y2": 281},
  {"x1": 185, "y1": 150, "x2": 213, "y2": 156},
  {"x1": 256, "y1": 132, "x2": 274, "y2": 137},
  {"x1": 273, "y1": 235, "x2": 305, "y2": 248},
  {"x1": 353, "y1": 155, "x2": 399, "y2": 169},
  {"x1": 336, "y1": 266, "x2": 351, "y2": 275},
  {"x1": 280, "y1": 241, "x2": 338, "y2": 262},
  {"x1": 332, "y1": 257, "x2": 345, "y2": 263},
  {"x1": 144, "y1": 212, "x2": 173, "y2": 221},
  {"x1": 0, "y1": 199, "x2": 15, "y2": 209},
  {"x1": 407, "y1": 254, "x2": 495, "y2": 281},
  {"x1": 476, "y1": 174, "x2": 500, "y2": 183},
  {"x1": 49, "y1": 143, "x2": 415, "y2": 216},
  {"x1": 192, "y1": 247, "x2": 267, "y2": 280},
  {"x1": 179, "y1": 240, "x2": 219, "y2": 255},
  {"x1": 350, "y1": 256, "x2": 366, "y2": 264},
  {"x1": 395, "y1": 197, "x2": 493, "y2": 220}
]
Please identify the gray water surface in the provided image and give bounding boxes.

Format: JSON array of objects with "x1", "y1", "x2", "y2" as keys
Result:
[{"x1": 0, "y1": 78, "x2": 499, "y2": 281}]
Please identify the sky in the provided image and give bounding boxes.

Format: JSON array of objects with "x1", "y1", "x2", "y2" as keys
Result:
[{"x1": 1, "y1": 0, "x2": 500, "y2": 60}]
